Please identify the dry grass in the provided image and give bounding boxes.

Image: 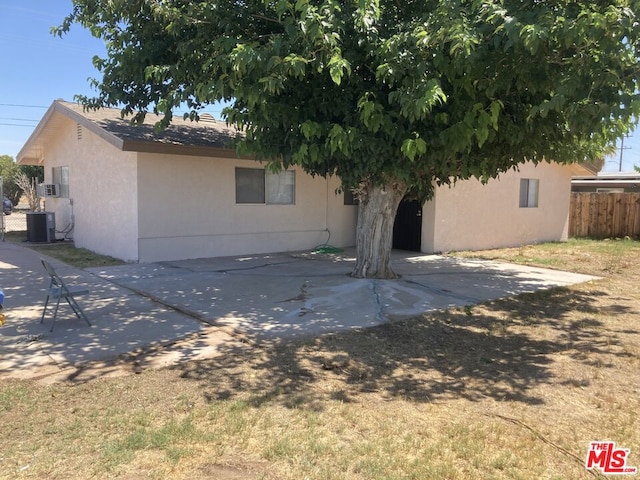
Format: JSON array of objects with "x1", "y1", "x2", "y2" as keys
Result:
[
  {"x1": 4, "y1": 230, "x2": 124, "y2": 268},
  {"x1": 1, "y1": 239, "x2": 639, "y2": 479}
]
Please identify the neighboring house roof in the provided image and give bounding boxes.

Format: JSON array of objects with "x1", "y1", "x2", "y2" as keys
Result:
[
  {"x1": 17, "y1": 100, "x2": 242, "y2": 165},
  {"x1": 572, "y1": 173, "x2": 640, "y2": 190},
  {"x1": 576, "y1": 158, "x2": 605, "y2": 176}
]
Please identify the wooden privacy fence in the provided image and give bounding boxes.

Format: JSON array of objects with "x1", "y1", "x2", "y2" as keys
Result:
[{"x1": 569, "y1": 192, "x2": 640, "y2": 239}]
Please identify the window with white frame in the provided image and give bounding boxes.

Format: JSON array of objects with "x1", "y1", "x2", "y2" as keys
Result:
[
  {"x1": 52, "y1": 166, "x2": 69, "y2": 198},
  {"x1": 519, "y1": 178, "x2": 539, "y2": 208},
  {"x1": 235, "y1": 168, "x2": 295, "y2": 204}
]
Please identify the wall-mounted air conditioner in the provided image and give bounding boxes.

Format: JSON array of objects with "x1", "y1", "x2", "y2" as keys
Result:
[{"x1": 38, "y1": 184, "x2": 60, "y2": 197}]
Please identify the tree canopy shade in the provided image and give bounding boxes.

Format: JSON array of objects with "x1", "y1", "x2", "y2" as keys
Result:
[{"x1": 57, "y1": 0, "x2": 640, "y2": 278}]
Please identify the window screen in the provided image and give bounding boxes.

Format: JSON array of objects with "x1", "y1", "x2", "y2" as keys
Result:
[
  {"x1": 236, "y1": 168, "x2": 295, "y2": 204},
  {"x1": 519, "y1": 179, "x2": 539, "y2": 208},
  {"x1": 236, "y1": 168, "x2": 266, "y2": 203}
]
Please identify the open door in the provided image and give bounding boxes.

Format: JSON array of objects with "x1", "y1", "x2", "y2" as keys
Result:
[{"x1": 393, "y1": 199, "x2": 422, "y2": 252}]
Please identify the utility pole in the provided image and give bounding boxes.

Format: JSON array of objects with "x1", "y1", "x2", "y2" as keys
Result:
[{"x1": 619, "y1": 135, "x2": 632, "y2": 172}]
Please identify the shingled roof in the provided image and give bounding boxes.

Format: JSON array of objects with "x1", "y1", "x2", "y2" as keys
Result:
[{"x1": 18, "y1": 100, "x2": 243, "y2": 165}]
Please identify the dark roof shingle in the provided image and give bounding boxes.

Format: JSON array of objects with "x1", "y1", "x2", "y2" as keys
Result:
[{"x1": 18, "y1": 100, "x2": 244, "y2": 164}]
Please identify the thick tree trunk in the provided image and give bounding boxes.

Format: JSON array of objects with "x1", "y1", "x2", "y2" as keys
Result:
[{"x1": 351, "y1": 179, "x2": 408, "y2": 279}]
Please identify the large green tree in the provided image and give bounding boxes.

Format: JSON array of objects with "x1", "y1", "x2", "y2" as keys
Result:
[{"x1": 58, "y1": 0, "x2": 640, "y2": 278}]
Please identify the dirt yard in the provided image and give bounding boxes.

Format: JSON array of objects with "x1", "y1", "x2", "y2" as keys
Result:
[{"x1": 0, "y1": 239, "x2": 638, "y2": 479}]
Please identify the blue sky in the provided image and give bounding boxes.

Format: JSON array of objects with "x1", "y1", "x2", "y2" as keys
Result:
[
  {"x1": 602, "y1": 129, "x2": 640, "y2": 173},
  {"x1": 0, "y1": 1, "x2": 638, "y2": 172},
  {"x1": 0, "y1": 1, "x2": 106, "y2": 158}
]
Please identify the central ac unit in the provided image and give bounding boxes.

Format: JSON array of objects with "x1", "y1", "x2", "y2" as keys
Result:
[
  {"x1": 26, "y1": 211, "x2": 56, "y2": 242},
  {"x1": 38, "y1": 184, "x2": 60, "y2": 197}
]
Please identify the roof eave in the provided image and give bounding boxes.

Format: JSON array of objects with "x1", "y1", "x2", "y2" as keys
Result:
[
  {"x1": 16, "y1": 102, "x2": 57, "y2": 165},
  {"x1": 16, "y1": 100, "x2": 126, "y2": 165},
  {"x1": 121, "y1": 140, "x2": 246, "y2": 159},
  {"x1": 577, "y1": 158, "x2": 605, "y2": 176}
]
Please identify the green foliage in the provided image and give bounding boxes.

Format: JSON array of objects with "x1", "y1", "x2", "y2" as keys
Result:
[
  {"x1": 0, "y1": 155, "x2": 44, "y2": 205},
  {"x1": 56, "y1": 0, "x2": 640, "y2": 202},
  {"x1": 20, "y1": 165, "x2": 44, "y2": 183},
  {"x1": 0, "y1": 155, "x2": 18, "y2": 202}
]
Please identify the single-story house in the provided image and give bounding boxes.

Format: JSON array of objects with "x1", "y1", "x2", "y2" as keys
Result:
[
  {"x1": 18, "y1": 100, "x2": 592, "y2": 262},
  {"x1": 572, "y1": 172, "x2": 640, "y2": 193}
]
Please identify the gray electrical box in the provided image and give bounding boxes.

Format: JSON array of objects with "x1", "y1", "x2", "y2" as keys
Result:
[{"x1": 26, "y1": 212, "x2": 56, "y2": 243}]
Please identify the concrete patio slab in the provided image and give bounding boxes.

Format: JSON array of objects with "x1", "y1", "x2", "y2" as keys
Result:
[
  {"x1": 87, "y1": 249, "x2": 598, "y2": 342},
  {"x1": 0, "y1": 241, "x2": 598, "y2": 382}
]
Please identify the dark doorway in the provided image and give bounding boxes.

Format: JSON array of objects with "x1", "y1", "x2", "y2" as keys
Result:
[{"x1": 393, "y1": 199, "x2": 422, "y2": 252}]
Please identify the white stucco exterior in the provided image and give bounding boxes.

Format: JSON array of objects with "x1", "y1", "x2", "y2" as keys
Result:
[
  {"x1": 41, "y1": 118, "x2": 139, "y2": 261},
  {"x1": 18, "y1": 100, "x2": 583, "y2": 263},
  {"x1": 27, "y1": 113, "x2": 357, "y2": 262},
  {"x1": 135, "y1": 152, "x2": 356, "y2": 262},
  {"x1": 421, "y1": 162, "x2": 572, "y2": 253}
]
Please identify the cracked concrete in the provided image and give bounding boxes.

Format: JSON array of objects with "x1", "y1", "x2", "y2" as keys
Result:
[
  {"x1": 84, "y1": 249, "x2": 598, "y2": 342},
  {"x1": 0, "y1": 242, "x2": 598, "y2": 381}
]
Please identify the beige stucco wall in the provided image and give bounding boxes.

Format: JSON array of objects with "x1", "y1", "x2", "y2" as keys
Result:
[
  {"x1": 39, "y1": 122, "x2": 570, "y2": 261},
  {"x1": 136, "y1": 153, "x2": 357, "y2": 262},
  {"x1": 42, "y1": 119, "x2": 139, "y2": 261},
  {"x1": 418, "y1": 195, "x2": 437, "y2": 253},
  {"x1": 422, "y1": 161, "x2": 572, "y2": 253},
  {"x1": 325, "y1": 175, "x2": 358, "y2": 247}
]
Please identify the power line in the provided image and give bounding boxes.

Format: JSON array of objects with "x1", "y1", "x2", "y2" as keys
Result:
[
  {"x1": 0, "y1": 103, "x2": 48, "y2": 109},
  {"x1": 0, "y1": 117, "x2": 39, "y2": 122},
  {"x1": 0, "y1": 123, "x2": 37, "y2": 127}
]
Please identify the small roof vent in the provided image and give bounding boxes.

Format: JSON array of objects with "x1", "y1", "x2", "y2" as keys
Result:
[{"x1": 199, "y1": 113, "x2": 216, "y2": 123}]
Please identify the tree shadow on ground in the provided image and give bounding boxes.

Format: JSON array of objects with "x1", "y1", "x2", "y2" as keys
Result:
[{"x1": 174, "y1": 286, "x2": 637, "y2": 409}]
